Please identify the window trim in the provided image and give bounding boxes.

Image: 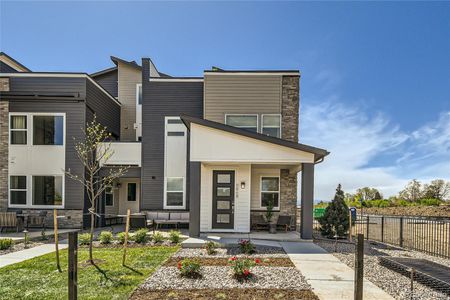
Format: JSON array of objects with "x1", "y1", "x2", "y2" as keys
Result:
[
  {"x1": 164, "y1": 176, "x2": 186, "y2": 209},
  {"x1": 32, "y1": 113, "x2": 66, "y2": 146},
  {"x1": 225, "y1": 114, "x2": 259, "y2": 132},
  {"x1": 9, "y1": 175, "x2": 27, "y2": 206},
  {"x1": 260, "y1": 176, "x2": 280, "y2": 210},
  {"x1": 9, "y1": 115, "x2": 28, "y2": 145},
  {"x1": 261, "y1": 114, "x2": 282, "y2": 138},
  {"x1": 105, "y1": 185, "x2": 114, "y2": 207}
]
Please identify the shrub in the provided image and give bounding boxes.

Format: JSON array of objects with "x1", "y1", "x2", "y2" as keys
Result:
[
  {"x1": 204, "y1": 241, "x2": 218, "y2": 255},
  {"x1": 152, "y1": 232, "x2": 164, "y2": 243},
  {"x1": 239, "y1": 239, "x2": 255, "y2": 254},
  {"x1": 318, "y1": 184, "x2": 349, "y2": 238},
  {"x1": 228, "y1": 257, "x2": 259, "y2": 281},
  {"x1": 134, "y1": 228, "x2": 149, "y2": 244},
  {"x1": 0, "y1": 238, "x2": 13, "y2": 250},
  {"x1": 98, "y1": 231, "x2": 113, "y2": 244},
  {"x1": 177, "y1": 258, "x2": 201, "y2": 278},
  {"x1": 116, "y1": 232, "x2": 127, "y2": 244},
  {"x1": 418, "y1": 198, "x2": 442, "y2": 206},
  {"x1": 78, "y1": 233, "x2": 92, "y2": 245},
  {"x1": 168, "y1": 230, "x2": 181, "y2": 244}
]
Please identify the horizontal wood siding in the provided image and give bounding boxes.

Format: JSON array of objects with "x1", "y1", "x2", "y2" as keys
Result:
[
  {"x1": 9, "y1": 100, "x2": 86, "y2": 210},
  {"x1": 204, "y1": 74, "x2": 282, "y2": 124},
  {"x1": 0, "y1": 61, "x2": 19, "y2": 73},
  {"x1": 7, "y1": 76, "x2": 86, "y2": 97},
  {"x1": 93, "y1": 70, "x2": 118, "y2": 97}
]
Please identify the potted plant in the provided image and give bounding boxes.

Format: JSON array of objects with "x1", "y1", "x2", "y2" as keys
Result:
[{"x1": 265, "y1": 199, "x2": 276, "y2": 234}]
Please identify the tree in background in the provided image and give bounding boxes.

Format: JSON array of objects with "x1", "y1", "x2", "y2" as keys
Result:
[
  {"x1": 423, "y1": 179, "x2": 450, "y2": 201},
  {"x1": 356, "y1": 187, "x2": 383, "y2": 201},
  {"x1": 399, "y1": 179, "x2": 423, "y2": 202},
  {"x1": 319, "y1": 184, "x2": 349, "y2": 238}
]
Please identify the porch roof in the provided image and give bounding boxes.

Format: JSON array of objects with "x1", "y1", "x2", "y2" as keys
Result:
[{"x1": 181, "y1": 115, "x2": 329, "y2": 165}]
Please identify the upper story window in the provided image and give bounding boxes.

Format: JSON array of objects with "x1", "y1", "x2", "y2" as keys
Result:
[
  {"x1": 10, "y1": 115, "x2": 27, "y2": 145},
  {"x1": 262, "y1": 114, "x2": 281, "y2": 138},
  {"x1": 225, "y1": 114, "x2": 258, "y2": 132},
  {"x1": 33, "y1": 116, "x2": 64, "y2": 145}
]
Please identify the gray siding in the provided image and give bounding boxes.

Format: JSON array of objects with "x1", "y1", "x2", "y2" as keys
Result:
[
  {"x1": 85, "y1": 79, "x2": 121, "y2": 137},
  {"x1": 93, "y1": 70, "x2": 118, "y2": 97},
  {"x1": 7, "y1": 76, "x2": 86, "y2": 98},
  {"x1": 141, "y1": 76, "x2": 203, "y2": 210},
  {"x1": 0, "y1": 61, "x2": 19, "y2": 73},
  {"x1": 204, "y1": 74, "x2": 282, "y2": 125},
  {"x1": 9, "y1": 100, "x2": 86, "y2": 210}
]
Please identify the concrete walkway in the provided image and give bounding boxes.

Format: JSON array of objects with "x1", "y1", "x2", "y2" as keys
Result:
[
  {"x1": 281, "y1": 242, "x2": 393, "y2": 300},
  {"x1": 0, "y1": 240, "x2": 68, "y2": 268}
]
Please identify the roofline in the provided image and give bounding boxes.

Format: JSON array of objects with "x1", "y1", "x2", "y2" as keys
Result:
[
  {"x1": 0, "y1": 72, "x2": 121, "y2": 106},
  {"x1": 180, "y1": 115, "x2": 329, "y2": 162},
  {"x1": 110, "y1": 56, "x2": 142, "y2": 70},
  {"x1": 204, "y1": 70, "x2": 300, "y2": 76},
  {"x1": 0, "y1": 52, "x2": 31, "y2": 72},
  {"x1": 149, "y1": 77, "x2": 203, "y2": 82},
  {"x1": 90, "y1": 66, "x2": 117, "y2": 77}
]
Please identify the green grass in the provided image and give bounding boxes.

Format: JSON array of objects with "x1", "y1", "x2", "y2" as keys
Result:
[{"x1": 0, "y1": 246, "x2": 179, "y2": 300}]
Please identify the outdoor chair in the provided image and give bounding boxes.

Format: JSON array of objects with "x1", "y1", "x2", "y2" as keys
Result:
[
  {"x1": 0, "y1": 212, "x2": 21, "y2": 232},
  {"x1": 276, "y1": 215, "x2": 293, "y2": 232},
  {"x1": 129, "y1": 214, "x2": 147, "y2": 230},
  {"x1": 251, "y1": 215, "x2": 268, "y2": 230},
  {"x1": 26, "y1": 211, "x2": 47, "y2": 230}
]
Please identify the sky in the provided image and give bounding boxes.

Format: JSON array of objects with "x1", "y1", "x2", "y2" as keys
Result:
[{"x1": 1, "y1": 1, "x2": 449, "y2": 201}]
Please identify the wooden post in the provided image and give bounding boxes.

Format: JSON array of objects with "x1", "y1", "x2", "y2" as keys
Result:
[
  {"x1": 54, "y1": 209, "x2": 61, "y2": 272},
  {"x1": 68, "y1": 231, "x2": 78, "y2": 300},
  {"x1": 122, "y1": 209, "x2": 131, "y2": 266},
  {"x1": 354, "y1": 234, "x2": 364, "y2": 300},
  {"x1": 410, "y1": 268, "x2": 415, "y2": 300},
  {"x1": 349, "y1": 210, "x2": 352, "y2": 242}
]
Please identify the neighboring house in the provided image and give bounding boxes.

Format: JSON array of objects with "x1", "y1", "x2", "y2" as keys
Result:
[{"x1": 0, "y1": 53, "x2": 329, "y2": 239}]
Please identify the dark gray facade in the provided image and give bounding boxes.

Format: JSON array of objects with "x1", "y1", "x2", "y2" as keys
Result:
[
  {"x1": 141, "y1": 58, "x2": 203, "y2": 210},
  {"x1": 91, "y1": 69, "x2": 118, "y2": 98},
  {"x1": 0, "y1": 61, "x2": 20, "y2": 73}
]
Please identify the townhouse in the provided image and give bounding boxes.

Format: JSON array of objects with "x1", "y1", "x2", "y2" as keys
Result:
[{"x1": 0, "y1": 52, "x2": 329, "y2": 239}]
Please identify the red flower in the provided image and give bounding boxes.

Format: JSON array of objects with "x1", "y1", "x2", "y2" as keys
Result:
[
  {"x1": 229, "y1": 256, "x2": 237, "y2": 261},
  {"x1": 243, "y1": 269, "x2": 250, "y2": 276},
  {"x1": 177, "y1": 262, "x2": 182, "y2": 270},
  {"x1": 255, "y1": 258, "x2": 261, "y2": 264}
]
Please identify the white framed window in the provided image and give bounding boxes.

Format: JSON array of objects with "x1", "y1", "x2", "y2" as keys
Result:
[
  {"x1": 262, "y1": 114, "x2": 281, "y2": 138},
  {"x1": 10, "y1": 115, "x2": 27, "y2": 145},
  {"x1": 9, "y1": 176, "x2": 27, "y2": 205},
  {"x1": 32, "y1": 175, "x2": 64, "y2": 206},
  {"x1": 260, "y1": 176, "x2": 280, "y2": 209},
  {"x1": 165, "y1": 177, "x2": 185, "y2": 208},
  {"x1": 225, "y1": 114, "x2": 258, "y2": 132},
  {"x1": 33, "y1": 115, "x2": 64, "y2": 145},
  {"x1": 105, "y1": 186, "x2": 114, "y2": 206}
]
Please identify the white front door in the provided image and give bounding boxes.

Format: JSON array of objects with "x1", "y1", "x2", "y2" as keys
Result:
[{"x1": 119, "y1": 180, "x2": 140, "y2": 214}]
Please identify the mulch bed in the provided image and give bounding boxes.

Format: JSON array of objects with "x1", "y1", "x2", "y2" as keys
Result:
[
  {"x1": 164, "y1": 257, "x2": 294, "y2": 267},
  {"x1": 130, "y1": 288, "x2": 319, "y2": 300}
]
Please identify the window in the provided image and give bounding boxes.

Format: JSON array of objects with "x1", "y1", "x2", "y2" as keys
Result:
[
  {"x1": 225, "y1": 115, "x2": 258, "y2": 132},
  {"x1": 32, "y1": 176, "x2": 63, "y2": 206},
  {"x1": 166, "y1": 177, "x2": 184, "y2": 207},
  {"x1": 10, "y1": 176, "x2": 27, "y2": 205},
  {"x1": 137, "y1": 84, "x2": 142, "y2": 105},
  {"x1": 10, "y1": 115, "x2": 27, "y2": 144},
  {"x1": 105, "y1": 186, "x2": 114, "y2": 206},
  {"x1": 127, "y1": 183, "x2": 137, "y2": 201},
  {"x1": 262, "y1": 114, "x2": 281, "y2": 138},
  {"x1": 33, "y1": 116, "x2": 64, "y2": 145},
  {"x1": 261, "y1": 177, "x2": 280, "y2": 208}
]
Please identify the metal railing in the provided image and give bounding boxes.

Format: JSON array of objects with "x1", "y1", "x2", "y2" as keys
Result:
[{"x1": 313, "y1": 214, "x2": 450, "y2": 259}]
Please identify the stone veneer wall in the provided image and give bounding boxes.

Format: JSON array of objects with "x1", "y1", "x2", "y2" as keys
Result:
[
  {"x1": 0, "y1": 101, "x2": 8, "y2": 211},
  {"x1": 21, "y1": 209, "x2": 83, "y2": 229}
]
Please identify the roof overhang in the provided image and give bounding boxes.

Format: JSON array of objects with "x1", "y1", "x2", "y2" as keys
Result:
[
  {"x1": 0, "y1": 52, "x2": 31, "y2": 72},
  {"x1": 110, "y1": 56, "x2": 142, "y2": 70},
  {"x1": 181, "y1": 115, "x2": 329, "y2": 167}
]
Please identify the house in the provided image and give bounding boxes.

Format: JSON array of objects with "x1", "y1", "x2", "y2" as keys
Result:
[{"x1": 0, "y1": 53, "x2": 329, "y2": 239}]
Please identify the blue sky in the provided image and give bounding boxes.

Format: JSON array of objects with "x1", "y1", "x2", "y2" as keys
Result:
[{"x1": 1, "y1": 1, "x2": 449, "y2": 200}]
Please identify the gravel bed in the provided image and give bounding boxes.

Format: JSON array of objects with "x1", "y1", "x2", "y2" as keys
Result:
[
  {"x1": 140, "y1": 266, "x2": 311, "y2": 290},
  {"x1": 315, "y1": 239, "x2": 450, "y2": 300},
  {"x1": 0, "y1": 240, "x2": 48, "y2": 256},
  {"x1": 176, "y1": 245, "x2": 288, "y2": 258}
]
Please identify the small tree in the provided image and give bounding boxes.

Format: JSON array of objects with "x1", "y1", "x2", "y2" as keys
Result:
[
  {"x1": 399, "y1": 179, "x2": 422, "y2": 202},
  {"x1": 423, "y1": 179, "x2": 450, "y2": 201},
  {"x1": 65, "y1": 116, "x2": 128, "y2": 264},
  {"x1": 319, "y1": 184, "x2": 349, "y2": 238}
]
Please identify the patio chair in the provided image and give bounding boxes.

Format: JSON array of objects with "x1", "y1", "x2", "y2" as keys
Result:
[
  {"x1": 0, "y1": 212, "x2": 20, "y2": 232},
  {"x1": 129, "y1": 214, "x2": 147, "y2": 230},
  {"x1": 26, "y1": 211, "x2": 47, "y2": 230},
  {"x1": 276, "y1": 215, "x2": 293, "y2": 232},
  {"x1": 251, "y1": 215, "x2": 268, "y2": 230}
]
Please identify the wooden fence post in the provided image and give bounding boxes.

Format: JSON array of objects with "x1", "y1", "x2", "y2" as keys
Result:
[
  {"x1": 122, "y1": 209, "x2": 131, "y2": 266},
  {"x1": 54, "y1": 209, "x2": 61, "y2": 272},
  {"x1": 68, "y1": 231, "x2": 78, "y2": 300},
  {"x1": 354, "y1": 234, "x2": 364, "y2": 300},
  {"x1": 400, "y1": 217, "x2": 404, "y2": 248}
]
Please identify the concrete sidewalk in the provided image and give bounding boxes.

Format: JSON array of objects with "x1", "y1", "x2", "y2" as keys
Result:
[
  {"x1": 0, "y1": 240, "x2": 68, "y2": 268},
  {"x1": 281, "y1": 242, "x2": 393, "y2": 300}
]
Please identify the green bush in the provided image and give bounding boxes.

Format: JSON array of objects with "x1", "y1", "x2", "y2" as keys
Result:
[
  {"x1": 78, "y1": 233, "x2": 92, "y2": 245},
  {"x1": 418, "y1": 198, "x2": 442, "y2": 206},
  {"x1": 133, "y1": 228, "x2": 149, "y2": 244},
  {"x1": 152, "y1": 232, "x2": 164, "y2": 243},
  {"x1": 177, "y1": 258, "x2": 201, "y2": 278},
  {"x1": 168, "y1": 230, "x2": 181, "y2": 244},
  {"x1": 116, "y1": 232, "x2": 127, "y2": 244},
  {"x1": 204, "y1": 241, "x2": 218, "y2": 255},
  {"x1": 239, "y1": 239, "x2": 255, "y2": 254},
  {"x1": 98, "y1": 231, "x2": 113, "y2": 244},
  {"x1": 319, "y1": 184, "x2": 349, "y2": 238},
  {"x1": 0, "y1": 238, "x2": 13, "y2": 250}
]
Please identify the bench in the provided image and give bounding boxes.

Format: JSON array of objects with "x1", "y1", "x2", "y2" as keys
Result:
[{"x1": 145, "y1": 212, "x2": 189, "y2": 229}]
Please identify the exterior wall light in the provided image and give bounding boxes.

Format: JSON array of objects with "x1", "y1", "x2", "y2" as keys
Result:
[{"x1": 241, "y1": 181, "x2": 246, "y2": 189}]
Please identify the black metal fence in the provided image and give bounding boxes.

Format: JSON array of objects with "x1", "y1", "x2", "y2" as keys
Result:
[{"x1": 313, "y1": 214, "x2": 450, "y2": 259}]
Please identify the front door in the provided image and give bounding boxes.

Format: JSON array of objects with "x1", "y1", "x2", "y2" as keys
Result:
[{"x1": 212, "y1": 170, "x2": 235, "y2": 229}]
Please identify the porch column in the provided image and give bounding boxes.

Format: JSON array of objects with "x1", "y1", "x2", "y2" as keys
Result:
[
  {"x1": 189, "y1": 162, "x2": 201, "y2": 237},
  {"x1": 301, "y1": 163, "x2": 314, "y2": 239}
]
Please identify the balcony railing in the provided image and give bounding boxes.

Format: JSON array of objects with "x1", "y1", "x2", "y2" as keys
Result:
[{"x1": 98, "y1": 142, "x2": 141, "y2": 167}]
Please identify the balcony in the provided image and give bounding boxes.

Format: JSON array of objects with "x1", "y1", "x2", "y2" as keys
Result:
[{"x1": 98, "y1": 142, "x2": 141, "y2": 167}]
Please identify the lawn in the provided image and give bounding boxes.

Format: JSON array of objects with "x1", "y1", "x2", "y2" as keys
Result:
[{"x1": 0, "y1": 246, "x2": 179, "y2": 300}]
